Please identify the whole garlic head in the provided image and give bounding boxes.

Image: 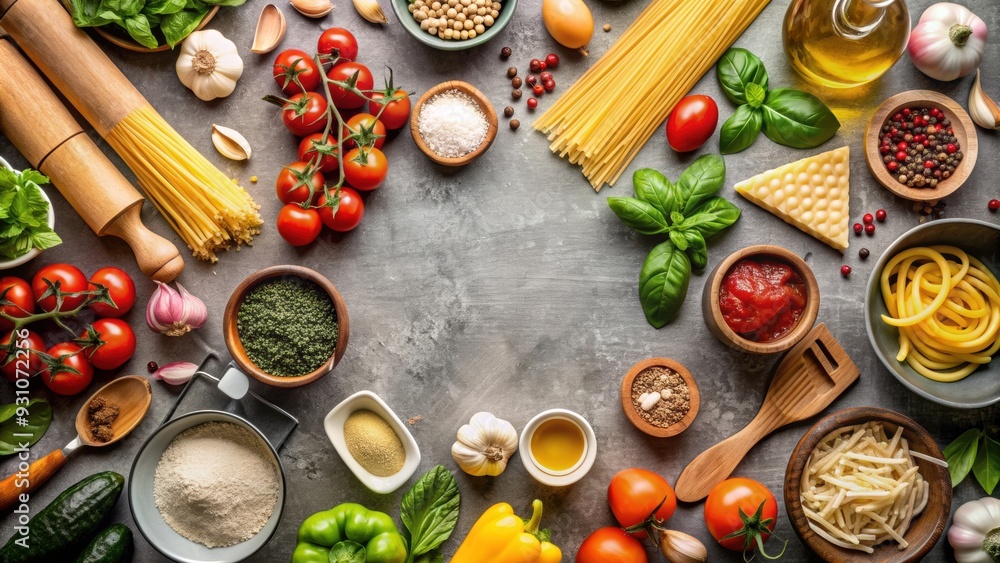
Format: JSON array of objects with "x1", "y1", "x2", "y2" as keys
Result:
[
  {"x1": 451, "y1": 412, "x2": 518, "y2": 477},
  {"x1": 176, "y1": 29, "x2": 244, "y2": 102}
]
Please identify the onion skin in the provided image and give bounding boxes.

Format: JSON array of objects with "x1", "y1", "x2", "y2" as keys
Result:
[{"x1": 542, "y1": 0, "x2": 594, "y2": 50}]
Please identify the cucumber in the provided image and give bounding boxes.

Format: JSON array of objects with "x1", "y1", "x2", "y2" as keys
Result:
[
  {"x1": 74, "y1": 524, "x2": 133, "y2": 563},
  {"x1": 0, "y1": 471, "x2": 124, "y2": 563}
]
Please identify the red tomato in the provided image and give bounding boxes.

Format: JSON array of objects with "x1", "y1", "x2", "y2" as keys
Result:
[
  {"x1": 343, "y1": 147, "x2": 388, "y2": 191},
  {"x1": 272, "y1": 49, "x2": 321, "y2": 95},
  {"x1": 32, "y1": 264, "x2": 88, "y2": 312},
  {"x1": 80, "y1": 318, "x2": 136, "y2": 371},
  {"x1": 277, "y1": 205, "x2": 322, "y2": 246},
  {"x1": 608, "y1": 468, "x2": 677, "y2": 539},
  {"x1": 345, "y1": 113, "x2": 386, "y2": 150},
  {"x1": 317, "y1": 27, "x2": 359, "y2": 62},
  {"x1": 88, "y1": 267, "x2": 136, "y2": 318},
  {"x1": 576, "y1": 527, "x2": 647, "y2": 563},
  {"x1": 40, "y1": 342, "x2": 93, "y2": 396},
  {"x1": 705, "y1": 478, "x2": 780, "y2": 555},
  {"x1": 0, "y1": 330, "x2": 45, "y2": 382},
  {"x1": 281, "y1": 92, "x2": 328, "y2": 137},
  {"x1": 297, "y1": 134, "x2": 340, "y2": 174},
  {"x1": 368, "y1": 89, "x2": 411, "y2": 130},
  {"x1": 0, "y1": 277, "x2": 35, "y2": 331},
  {"x1": 318, "y1": 188, "x2": 365, "y2": 232},
  {"x1": 666, "y1": 94, "x2": 719, "y2": 153},
  {"x1": 326, "y1": 62, "x2": 374, "y2": 109},
  {"x1": 276, "y1": 162, "x2": 325, "y2": 205}
]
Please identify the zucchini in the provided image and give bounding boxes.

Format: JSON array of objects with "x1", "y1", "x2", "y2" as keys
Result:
[
  {"x1": 74, "y1": 524, "x2": 133, "y2": 563},
  {"x1": 0, "y1": 471, "x2": 124, "y2": 563}
]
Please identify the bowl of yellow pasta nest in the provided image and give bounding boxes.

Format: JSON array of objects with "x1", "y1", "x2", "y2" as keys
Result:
[{"x1": 865, "y1": 219, "x2": 1000, "y2": 409}]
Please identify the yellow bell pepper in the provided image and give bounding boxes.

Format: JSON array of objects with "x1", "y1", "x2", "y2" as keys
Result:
[{"x1": 452, "y1": 499, "x2": 562, "y2": 563}]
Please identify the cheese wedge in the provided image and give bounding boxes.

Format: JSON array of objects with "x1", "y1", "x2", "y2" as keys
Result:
[{"x1": 734, "y1": 146, "x2": 850, "y2": 252}]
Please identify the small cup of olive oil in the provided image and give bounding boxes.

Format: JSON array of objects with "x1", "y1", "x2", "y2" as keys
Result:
[{"x1": 520, "y1": 409, "x2": 597, "y2": 486}]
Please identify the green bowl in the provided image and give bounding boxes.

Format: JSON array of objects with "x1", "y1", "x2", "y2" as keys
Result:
[{"x1": 390, "y1": 0, "x2": 517, "y2": 51}]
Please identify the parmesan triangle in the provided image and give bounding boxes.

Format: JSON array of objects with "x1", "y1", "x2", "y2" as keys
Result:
[{"x1": 734, "y1": 146, "x2": 850, "y2": 252}]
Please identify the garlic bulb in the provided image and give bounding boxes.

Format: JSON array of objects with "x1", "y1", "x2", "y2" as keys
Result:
[
  {"x1": 147, "y1": 281, "x2": 207, "y2": 336},
  {"x1": 658, "y1": 529, "x2": 708, "y2": 563},
  {"x1": 947, "y1": 497, "x2": 1000, "y2": 563},
  {"x1": 291, "y1": 0, "x2": 334, "y2": 18},
  {"x1": 907, "y1": 3, "x2": 987, "y2": 81},
  {"x1": 451, "y1": 412, "x2": 518, "y2": 477},
  {"x1": 969, "y1": 69, "x2": 1000, "y2": 130},
  {"x1": 176, "y1": 30, "x2": 244, "y2": 102},
  {"x1": 353, "y1": 0, "x2": 388, "y2": 24}
]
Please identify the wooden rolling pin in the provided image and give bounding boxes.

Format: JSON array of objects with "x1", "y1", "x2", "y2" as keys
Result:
[{"x1": 0, "y1": 38, "x2": 183, "y2": 282}]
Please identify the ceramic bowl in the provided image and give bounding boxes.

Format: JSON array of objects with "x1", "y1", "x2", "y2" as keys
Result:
[
  {"x1": 410, "y1": 80, "x2": 498, "y2": 166},
  {"x1": 0, "y1": 156, "x2": 55, "y2": 270},
  {"x1": 324, "y1": 390, "x2": 421, "y2": 494},
  {"x1": 702, "y1": 245, "x2": 820, "y2": 354},
  {"x1": 390, "y1": 0, "x2": 516, "y2": 51},
  {"x1": 94, "y1": 7, "x2": 219, "y2": 53},
  {"x1": 128, "y1": 410, "x2": 285, "y2": 563},
  {"x1": 864, "y1": 219, "x2": 1000, "y2": 408},
  {"x1": 785, "y1": 407, "x2": 951, "y2": 563},
  {"x1": 620, "y1": 357, "x2": 699, "y2": 438},
  {"x1": 519, "y1": 409, "x2": 597, "y2": 487},
  {"x1": 223, "y1": 265, "x2": 349, "y2": 388},
  {"x1": 864, "y1": 90, "x2": 977, "y2": 202}
]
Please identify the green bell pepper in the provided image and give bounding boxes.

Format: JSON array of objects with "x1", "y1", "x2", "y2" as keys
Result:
[{"x1": 291, "y1": 503, "x2": 407, "y2": 563}]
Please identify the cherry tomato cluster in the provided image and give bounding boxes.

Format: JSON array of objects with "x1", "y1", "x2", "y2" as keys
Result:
[
  {"x1": 0, "y1": 264, "x2": 137, "y2": 396},
  {"x1": 268, "y1": 28, "x2": 412, "y2": 246}
]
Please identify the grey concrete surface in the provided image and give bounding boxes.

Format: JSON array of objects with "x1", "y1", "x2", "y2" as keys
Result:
[{"x1": 1, "y1": 0, "x2": 998, "y2": 560}]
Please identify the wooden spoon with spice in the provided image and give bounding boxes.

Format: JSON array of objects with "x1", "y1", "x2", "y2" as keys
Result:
[{"x1": 0, "y1": 376, "x2": 151, "y2": 512}]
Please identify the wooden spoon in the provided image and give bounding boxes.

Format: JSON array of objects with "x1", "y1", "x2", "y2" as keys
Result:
[{"x1": 0, "y1": 376, "x2": 151, "y2": 512}]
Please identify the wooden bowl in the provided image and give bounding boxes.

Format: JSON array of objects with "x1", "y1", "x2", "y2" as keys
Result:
[
  {"x1": 223, "y1": 265, "x2": 349, "y2": 388},
  {"x1": 409, "y1": 80, "x2": 498, "y2": 166},
  {"x1": 864, "y1": 90, "x2": 977, "y2": 202},
  {"x1": 785, "y1": 407, "x2": 951, "y2": 562},
  {"x1": 702, "y1": 245, "x2": 820, "y2": 354},
  {"x1": 94, "y1": 6, "x2": 219, "y2": 53},
  {"x1": 620, "y1": 357, "x2": 699, "y2": 438}
]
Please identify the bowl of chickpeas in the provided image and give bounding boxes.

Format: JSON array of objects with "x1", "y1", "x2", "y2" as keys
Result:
[{"x1": 391, "y1": 0, "x2": 516, "y2": 50}]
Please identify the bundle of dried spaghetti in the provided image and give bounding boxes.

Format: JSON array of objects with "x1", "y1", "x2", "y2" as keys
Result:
[{"x1": 534, "y1": 0, "x2": 772, "y2": 191}]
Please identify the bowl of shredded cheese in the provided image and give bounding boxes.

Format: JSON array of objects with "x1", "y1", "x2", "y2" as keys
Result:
[{"x1": 785, "y1": 407, "x2": 951, "y2": 563}]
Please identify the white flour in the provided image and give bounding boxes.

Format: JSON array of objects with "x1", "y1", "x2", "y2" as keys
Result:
[{"x1": 417, "y1": 89, "x2": 489, "y2": 158}]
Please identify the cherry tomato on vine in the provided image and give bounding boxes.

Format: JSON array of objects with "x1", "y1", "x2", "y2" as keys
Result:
[
  {"x1": 276, "y1": 162, "x2": 325, "y2": 205},
  {"x1": 40, "y1": 342, "x2": 93, "y2": 396},
  {"x1": 608, "y1": 468, "x2": 677, "y2": 539},
  {"x1": 345, "y1": 113, "x2": 386, "y2": 150},
  {"x1": 575, "y1": 527, "x2": 647, "y2": 563},
  {"x1": 0, "y1": 330, "x2": 45, "y2": 382},
  {"x1": 666, "y1": 94, "x2": 719, "y2": 153},
  {"x1": 272, "y1": 49, "x2": 321, "y2": 95},
  {"x1": 281, "y1": 92, "x2": 328, "y2": 137},
  {"x1": 88, "y1": 267, "x2": 136, "y2": 318},
  {"x1": 327, "y1": 62, "x2": 374, "y2": 110},
  {"x1": 277, "y1": 205, "x2": 322, "y2": 247},
  {"x1": 705, "y1": 478, "x2": 784, "y2": 557},
  {"x1": 32, "y1": 264, "x2": 88, "y2": 312},
  {"x1": 79, "y1": 318, "x2": 136, "y2": 371},
  {"x1": 318, "y1": 188, "x2": 365, "y2": 232},
  {"x1": 0, "y1": 276, "x2": 35, "y2": 331},
  {"x1": 343, "y1": 147, "x2": 388, "y2": 191},
  {"x1": 368, "y1": 89, "x2": 411, "y2": 130},
  {"x1": 317, "y1": 27, "x2": 359, "y2": 62},
  {"x1": 297, "y1": 134, "x2": 340, "y2": 174}
]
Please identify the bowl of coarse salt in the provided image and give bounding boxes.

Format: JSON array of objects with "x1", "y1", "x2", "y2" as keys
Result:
[{"x1": 410, "y1": 80, "x2": 498, "y2": 166}]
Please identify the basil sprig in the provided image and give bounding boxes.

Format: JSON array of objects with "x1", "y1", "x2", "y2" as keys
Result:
[
  {"x1": 944, "y1": 428, "x2": 1000, "y2": 495},
  {"x1": 401, "y1": 465, "x2": 460, "y2": 563},
  {"x1": 608, "y1": 155, "x2": 741, "y2": 328},
  {"x1": 68, "y1": 0, "x2": 245, "y2": 49},
  {"x1": 716, "y1": 48, "x2": 840, "y2": 154}
]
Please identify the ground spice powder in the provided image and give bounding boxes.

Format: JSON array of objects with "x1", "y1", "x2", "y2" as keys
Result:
[
  {"x1": 87, "y1": 397, "x2": 119, "y2": 443},
  {"x1": 343, "y1": 409, "x2": 405, "y2": 477},
  {"x1": 630, "y1": 366, "x2": 691, "y2": 428}
]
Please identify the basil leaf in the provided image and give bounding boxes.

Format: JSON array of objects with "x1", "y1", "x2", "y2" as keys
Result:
[
  {"x1": 0, "y1": 399, "x2": 52, "y2": 456},
  {"x1": 632, "y1": 168, "x2": 679, "y2": 218},
  {"x1": 716, "y1": 48, "x2": 769, "y2": 105},
  {"x1": 669, "y1": 211, "x2": 684, "y2": 225},
  {"x1": 124, "y1": 14, "x2": 159, "y2": 49},
  {"x1": 401, "y1": 466, "x2": 460, "y2": 559},
  {"x1": 761, "y1": 88, "x2": 840, "y2": 149},
  {"x1": 329, "y1": 541, "x2": 365, "y2": 563},
  {"x1": 682, "y1": 230, "x2": 707, "y2": 272},
  {"x1": 201, "y1": 0, "x2": 246, "y2": 5},
  {"x1": 688, "y1": 197, "x2": 742, "y2": 238},
  {"x1": 720, "y1": 105, "x2": 763, "y2": 154},
  {"x1": 144, "y1": 0, "x2": 186, "y2": 14},
  {"x1": 677, "y1": 155, "x2": 726, "y2": 216},
  {"x1": 972, "y1": 433, "x2": 999, "y2": 495},
  {"x1": 68, "y1": 0, "x2": 122, "y2": 25},
  {"x1": 161, "y1": 9, "x2": 207, "y2": 47},
  {"x1": 608, "y1": 197, "x2": 669, "y2": 235},
  {"x1": 103, "y1": 0, "x2": 145, "y2": 16},
  {"x1": 944, "y1": 428, "x2": 982, "y2": 487},
  {"x1": 745, "y1": 83, "x2": 766, "y2": 109},
  {"x1": 28, "y1": 228, "x2": 62, "y2": 251},
  {"x1": 414, "y1": 553, "x2": 444, "y2": 563},
  {"x1": 638, "y1": 241, "x2": 691, "y2": 328},
  {"x1": 668, "y1": 230, "x2": 688, "y2": 251}
]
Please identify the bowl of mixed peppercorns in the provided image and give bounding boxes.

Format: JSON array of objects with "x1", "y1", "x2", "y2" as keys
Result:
[{"x1": 865, "y1": 90, "x2": 978, "y2": 202}]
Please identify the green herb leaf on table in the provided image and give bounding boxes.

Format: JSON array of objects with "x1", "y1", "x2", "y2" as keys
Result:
[
  {"x1": 638, "y1": 241, "x2": 691, "y2": 328},
  {"x1": 668, "y1": 230, "x2": 688, "y2": 251},
  {"x1": 0, "y1": 168, "x2": 60, "y2": 261},
  {"x1": 329, "y1": 541, "x2": 366, "y2": 563},
  {"x1": 944, "y1": 428, "x2": 982, "y2": 487},
  {"x1": 685, "y1": 197, "x2": 742, "y2": 238},
  {"x1": 745, "y1": 83, "x2": 766, "y2": 109},
  {"x1": 972, "y1": 433, "x2": 999, "y2": 494},
  {"x1": 632, "y1": 168, "x2": 679, "y2": 218},
  {"x1": 760, "y1": 89, "x2": 841, "y2": 149},
  {"x1": 716, "y1": 47, "x2": 769, "y2": 105},
  {"x1": 676, "y1": 154, "x2": 726, "y2": 215},
  {"x1": 607, "y1": 198, "x2": 670, "y2": 235},
  {"x1": 682, "y1": 230, "x2": 708, "y2": 272},
  {"x1": 720, "y1": 104, "x2": 763, "y2": 155},
  {"x1": 0, "y1": 399, "x2": 52, "y2": 455},
  {"x1": 401, "y1": 465, "x2": 460, "y2": 563}
]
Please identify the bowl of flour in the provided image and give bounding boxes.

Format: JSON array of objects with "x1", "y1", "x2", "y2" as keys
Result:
[{"x1": 128, "y1": 410, "x2": 285, "y2": 563}]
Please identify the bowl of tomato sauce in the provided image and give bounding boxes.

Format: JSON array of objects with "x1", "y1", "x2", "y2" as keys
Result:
[{"x1": 702, "y1": 245, "x2": 819, "y2": 354}]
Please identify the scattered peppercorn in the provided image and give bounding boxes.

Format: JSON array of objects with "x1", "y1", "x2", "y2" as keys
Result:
[
  {"x1": 841, "y1": 265, "x2": 852, "y2": 277},
  {"x1": 859, "y1": 248, "x2": 870, "y2": 260},
  {"x1": 545, "y1": 54, "x2": 559, "y2": 68},
  {"x1": 863, "y1": 213, "x2": 874, "y2": 225},
  {"x1": 526, "y1": 75, "x2": 537, "y2": 86},
  {"x1": 503, "y1": 106, "x2": 514, "y2": 117},
  {"x1": 527, "y1": 98, "x2": 538, "y2": 110},
  {"x1": 529, "y1": 58, "x2": 541, "y2": 72},
  {"x1": 865, "y1": 223, "x2": 876, "y2": 235},
  {"x1": 500, "y1": 46, "x2": 512, "y2": 59},
  {"x1": 853, "y1": 223, "x2": 863, "y2": 235},
  {"x1": 511, "y1": 89, "x2": 522, "y2": 100},
  {"x1": 539, "y1": 61, "x2": 547, "y2": 71},
  {"x1": 539, "y1": 71, "x2": 553, "y2": 82},
  {"x1": 989, "y1": 199, "x2": 1000, "y2": 212},
  {"x1": 147, "y1": 361, "x2": 158, "y2": 373},
  {"x1": 509, "y1": 119, "x2": 520, "y2": 131},
  {"x1": 511, "y1": 76, "x2": 522, "y2": 88},
  {"x1": 532, "y1": 84, "x2": 544, "y2": 96},
  {"x1": 875, "y1": 209, "x2": 887, "y2": 222},
  {"x1": 506, "y1": 66, "x2": 517, "y2": 78},
  {"x1": 603, "y1": 24, "x2": 611, "y2": 32}
]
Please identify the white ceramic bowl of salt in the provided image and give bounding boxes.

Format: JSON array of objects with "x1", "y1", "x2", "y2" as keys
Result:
[{"x1": 128, "y1": 410, "x2": 285, "y2": 563}]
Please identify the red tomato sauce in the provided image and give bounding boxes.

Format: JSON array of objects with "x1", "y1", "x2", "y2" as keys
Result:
[{"x1": 719, "y1": 258, "x2": 807, "y2": 343}]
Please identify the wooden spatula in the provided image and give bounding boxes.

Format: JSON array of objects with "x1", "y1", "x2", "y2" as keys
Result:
[{"x1": 674, "y1": 323, "x2": 860, "y2": 502}]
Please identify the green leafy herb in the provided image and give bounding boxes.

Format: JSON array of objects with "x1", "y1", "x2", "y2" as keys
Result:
[
  {"x1": 68, "y1": 0, "x2": 241, "y2": 48},
  {"x1": 329, "y1": 541, "x2": 366, "y2": 563},
  {"x1": 607, "y1": 198, "x2": 669, "y2": 235},
  {"x1": 124, "y1": 14, "x2": 158, "y2": 49},
  {"x1": 0, "y1": 168, "x2": 61, "y2": 261},
  {"x1": 760, "y1": 89, "x2": 841, "y2": 149},
  {"x1": 161, "y1": 9, "x2": 208, "y2": 47},
  {"x1": 639, "y1": 242, "x2": 691, "y2": 328},
  {"x1": 716, "y1": 48, "x2": 769, "y2": 105},
  {"x1": 631, "y1": 169, "x2": 678, "y2": 218},
  {"x1": 944, "y1": 428, "x2": 1000, "y2": 494},
  {"x1": 401, "y1": 465, "x2": 460, "y2": 563},
  {"x1": 720, "y1": 104, "x2": 763, "y2": 155},
  {"x1": 972, "y1": 433, "x2": 1000, "y2": 495},
  {"x1": 0, "y1": 399, "x2": 52, "y2": 455}
]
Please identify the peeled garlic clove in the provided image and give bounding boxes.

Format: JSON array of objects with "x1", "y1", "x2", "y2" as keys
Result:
[
  {"x1": 252, "y1": 4, "x2": 286, "y2": 54},
  {"x1": 212, "y1": 124, "x2": 252, "y2": 161},
  {"x1": 969, "y1": 69, "x2": 1000, "y2": 130},
  {"x1": 659, "y1": 529, "x2": 708, "y2": 563},
  {"x1": 353, "y1": 0, "x2": 389, "y2": 24},
  {"x1": 290, "y1": 0, "x2": 334, "y2": 18}
]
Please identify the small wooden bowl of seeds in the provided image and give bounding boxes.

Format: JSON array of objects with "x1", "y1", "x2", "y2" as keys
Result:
[
  {"x1": 620, "y1": 357, "x2": 700, "y2": 438},
  {"x1": 410, "y1": 80, "x2": 498, "y2": 167}
]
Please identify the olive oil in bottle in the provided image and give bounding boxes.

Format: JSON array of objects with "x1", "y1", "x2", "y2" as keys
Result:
[{"x1": 783, "y1": 0, "x2": 910, "y2": 88}]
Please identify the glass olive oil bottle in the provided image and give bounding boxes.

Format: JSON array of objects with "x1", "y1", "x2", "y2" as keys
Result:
[{"x1": 783, "y1": 0, "x2": 910, "y2": 88}]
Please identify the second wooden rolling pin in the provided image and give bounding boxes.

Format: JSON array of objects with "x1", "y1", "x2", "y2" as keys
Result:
[{"x1": 0, "y1": 38, "x2": 183, "y2": 282}]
